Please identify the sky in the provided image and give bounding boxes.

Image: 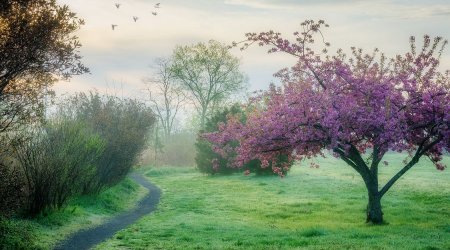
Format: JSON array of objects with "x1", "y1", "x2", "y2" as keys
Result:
[{"x1": 54, "y1": 0, "x2": 450, "y2": 100}]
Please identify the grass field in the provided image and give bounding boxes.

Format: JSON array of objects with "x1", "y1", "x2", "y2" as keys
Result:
[
  {"x1": 0, "y1": 177, "x2": 147, "y2": 250},
  {"x1": 96, "y1": 153, "x2": 450, "y2": 250}
]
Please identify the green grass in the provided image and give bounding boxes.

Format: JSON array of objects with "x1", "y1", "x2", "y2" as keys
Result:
[
  {"x1": 1, "y1": 177, "x2": 147, "y2": 250},
  {"x1": 96, "y1": 153, "x2": 450, "y2": 250}
]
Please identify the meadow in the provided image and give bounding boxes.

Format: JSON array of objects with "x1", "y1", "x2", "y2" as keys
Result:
[{"x1": 93, "y1": 153, "x2": 450, "y2": 250}]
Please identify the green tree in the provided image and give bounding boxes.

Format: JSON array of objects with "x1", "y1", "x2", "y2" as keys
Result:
[
  {"x1": 171, "y1": 40, "x2": 246, "y2": 129},
  {"x1": 0, "y1": 0, "x2": 88, "y2": 133}
]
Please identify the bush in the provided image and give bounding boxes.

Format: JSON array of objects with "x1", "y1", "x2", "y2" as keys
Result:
[
  {"x1": 13, "y1": 120, "x2": 104, "y2": 216},
  {"x1": 196, "y1": 104, "x2": 292, "y2": 175},
  {"x1": 0, "y1": 153, "x2": 25, "y2": 217},
  {"x1": 3, "y1": 91, "x2": 155, "y2": 217},
  {"x1": 195, "y1": 105, "x2": 241, "y2": 174},
  {"x1": 60, "y1": 92, "x2": 156, "y2": 193}
]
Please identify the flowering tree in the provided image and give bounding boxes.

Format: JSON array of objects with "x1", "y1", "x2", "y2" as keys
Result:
[
  {"x1": 206, "y1": 20, "x2": 450, "y2": 224},
  {"x1": 196, "y1": 104, "x2": 292, "y2": 176}
]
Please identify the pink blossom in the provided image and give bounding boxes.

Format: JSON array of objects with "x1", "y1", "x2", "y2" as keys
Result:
[{"x1": 205, "y1": 20, "x2": 449, "y2": 176}]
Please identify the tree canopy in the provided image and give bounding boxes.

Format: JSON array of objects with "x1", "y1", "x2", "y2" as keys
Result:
[
  {"x1": 0, "y1": 0, "x2": 88, "y2": 91},
  {"x1": 171, "y1": 40, "x2": 246, "y2": 129},
  {"x1": 0, "y1": 0, "x2": 88, "y2": 133}
]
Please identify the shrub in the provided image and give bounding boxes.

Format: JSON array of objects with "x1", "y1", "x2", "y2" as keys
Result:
[
  {"x1": 0, "y1": 153, "x2": 25, "y2": 217},
  {"x1": 196, "y1": 104, "x2": 292, "y2": 175},
  {"x1": 13, "y1": 120, "x2": 104, "y2": 216},
  {"x1": 195, "y1": 104, "x2": 241, "y2": 174},
  {"x1": 60, "y1": 92, "x2": 156, "y2": 193},
  {"x1": 5, "y1": 91, "x2": 155, "y2": 217}
]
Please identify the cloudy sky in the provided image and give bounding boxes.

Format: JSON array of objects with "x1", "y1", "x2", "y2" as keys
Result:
[{"x1": 55, "y1": 0, "x2": 450, "y2": 99}]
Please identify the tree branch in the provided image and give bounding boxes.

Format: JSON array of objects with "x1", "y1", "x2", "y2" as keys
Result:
[{"x1": 379, "y1": 136, "x2": 442, "y2": 197}]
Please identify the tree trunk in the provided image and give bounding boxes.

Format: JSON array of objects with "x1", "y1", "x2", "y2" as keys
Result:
[
  {"x1": 200, "y1": 107, "x2": 207, "y2": 130},
  {"x1": 366, "y1": 188, "x2": 383, "y2": 224}
]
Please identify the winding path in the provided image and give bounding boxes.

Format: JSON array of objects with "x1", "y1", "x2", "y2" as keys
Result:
[{"x1": 54, "y1": 173, "x2": 161, "y2": 250}]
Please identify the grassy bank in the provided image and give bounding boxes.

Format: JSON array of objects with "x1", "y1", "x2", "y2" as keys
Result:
[
  {"x1": 97, "y1": 153, "x2": 449, "y2": 249},
  {"x1": 1, "y1": 176, "x2": 147, "y2": 250}
]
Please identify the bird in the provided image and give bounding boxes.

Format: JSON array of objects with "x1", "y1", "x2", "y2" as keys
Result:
[
  {"x1": 115, "y1": 3, "x2": 121, "y2": 9},
  {"x1": 152, "y1": 11, "x2": 157, "y2": 15},
  {"x1": 154, "y1": 3, "x2": 160, "y2": 8},
  {"x1": 111, "y1": 24, "x2": 118, "y2": 30},
  {"x1": 133, "y1": 16, "x2": 139, "y2": 22}
]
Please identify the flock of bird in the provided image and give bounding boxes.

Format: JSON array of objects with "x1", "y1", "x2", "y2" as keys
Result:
[{"x1": 111, "y1": 2, "x2": 161, "y2": 31}]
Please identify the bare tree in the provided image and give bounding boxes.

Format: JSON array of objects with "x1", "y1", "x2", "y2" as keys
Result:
[
  {"x1": 171, "y1": 40, "x2": 246, "y2": 129},
  {"x1": 144, "y1": 58, "x2": 185, "y2": 139}
]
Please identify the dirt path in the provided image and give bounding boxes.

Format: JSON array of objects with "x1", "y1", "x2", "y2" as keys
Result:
[{"x1": 54, "y1": 173, "x2": 161, "y2": 250}]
